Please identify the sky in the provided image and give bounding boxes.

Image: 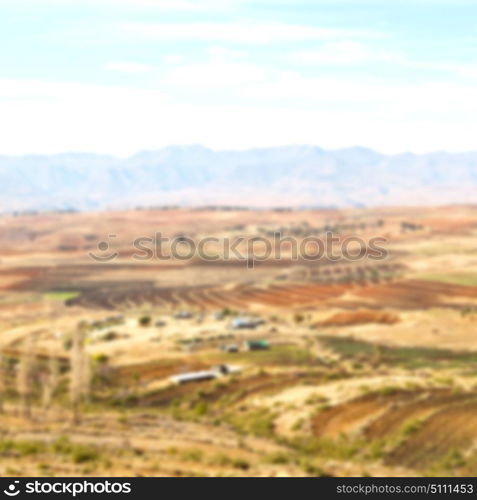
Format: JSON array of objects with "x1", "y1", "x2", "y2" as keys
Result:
[{"x1": 0, "y1": 0, "x2": 477, "y2": 156}]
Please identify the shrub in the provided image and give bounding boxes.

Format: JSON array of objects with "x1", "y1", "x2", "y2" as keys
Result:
[
  {"x1": 209, "y1": 454, "x2": 232, "y2": 466},
  {"x1": 72, "y1": 447, "x2": 100, "y2": 464},
  {"x1": 52, "y1": 436, "x2": 100, "y2": 464},
  {"x1": 437, "y1": 448, "x2": 466, "y2": 471},
  {"x1": 292, "y1": 418, "x2": 305, "y2": 431},
  {"x1": 265, "y1": 452, "x2": 292, "y2": 465},
  {"x1": 379, "y1": 386, "x2": 399, "y2": 397},
  {"x1": 138, "y1": 316, "x2": 151, "y2": 327},
  {"x1": 232, "y1": 458, "x2": 250, "y2": 470},
  {"x1": 92, "y1": 353, "x2": 109, "y2": 363},
  {"x1": 294, "y1": 313, "x2": 305, "y2": 323},
  {"x1": 193, "y1": 401, "x2": 208, "y2": 416},
  {"x1": 180, "y1": 448, "x2": 203, "y2": 462},
  {"x1": 221, "y1": 307, "x2": 236, "y2": 317},
  {"x1": 401, "y1": 418, "x2": 424, "y2": 437},
  {"x1": 299, "y1": 459, "x2": 327, "y2": 476},
  {"x1": 0, "y1": 439, "x2": 42, "y2": 456}
]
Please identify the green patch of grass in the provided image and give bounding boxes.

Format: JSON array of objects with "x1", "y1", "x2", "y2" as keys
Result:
[
  {"x1": 207, "y1": 454, "x2": 251, "y2": 470},
  {"x1": 362, "y1": 418, "x2": 428, "y2": 462},
  {"x1": 305, "y1": 394, "x2": 329, "y2": 405},
  {"x1": 5, "y1": 467, "x2": 20, "y2": 476},
  {"x1": 208, "y1": 453, "x2": 233, "y2": 467},
  {"x1": 406, "y1": 242, "x2": 477, "y2": 258},
  {"x1": 364, "y1": 439, "x2": 387, "y2": 461},
  {"x1": 209, "y1": 345, "x2": 316, "y2": 367},
  {"x1": 291, "y1": 418, "x2": 305, "y2": 432},
  {"x1": 71, "y1": 447, "x2": 100, "y2": 464},
  {"x1": 417, "y1": 272, "x2": 477, "y2": 287},
  {"x1": 231, "y1": 458, "x2": 250, "y2": 470},
  {"x1": 428, "y1": 448, "x2": 466, "y2": 475},
  {"x1": 138, "y1": 315, "x2": 151, "y2": 327},
  {"x1": 193, "y1": 401, "x2": 208, "y2": 417},
  {"x1": 288, "y1": 436, "x2": 365, "y2": 461},
  {"x1": 401, "y1": 418, "x2": 424, "y2": 437},
  {"x1": 52, "y1": 436, "x2": 101, "y2": 464},
  {"x1": 299, "y1": 459, "x2": 328, "y2": 477},
  {"x1": 378, "y1": 386, "x2": 400, "y2": 397},
  {"x1": 0, "y1": 438, "x2": 44, "y2": 456},
  {"x1": 320, "y1": 336, "x2": 477, "y2": 370},
  {"x1": 0, "y1": 436, "x2": 100, "y2": 465},
  {"x1": 37, "y1": 462, "x2": 51, "y2": 473},
  {"x1": 433, "y1": 376, "x2": 455, "y2": 387},
  {"x1": 265, "y1": 452, "x2": 294, "y2": 465},
  {"x1": 179, "y1": 448, "x2": 204, "y2": 462},
  {"x1": 313, "y1": 403, "x2": 332, "y2": 414},
  {"x1": 43, "y1": 291, "x2": 80, "y2": 302},
  {"x1": 225, "y1": 408, "x2": 276, "y2": 438},
  {"x1": 320, "y1": 336, "x2": 375, "y2": 358}
]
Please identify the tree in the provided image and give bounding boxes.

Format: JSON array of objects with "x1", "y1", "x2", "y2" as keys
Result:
[
  {"x1": 294, "y1": 313, "x2": 304, "y2": 324},
  {"x1": 16, "y1": 335, "x2": 36, "y2": 419},
  {"x1": 138, "y1": 316, "x2": 151, "y2": 327},
  {"x1": 70, "y1": 326, "x2": 91, "y2": 424},
  {"x1": 0, "y1": 354, "x2": 7, "y2": 414},
  {"x1": 42, "y1": 352, "x2": 61, "y2": 411}
]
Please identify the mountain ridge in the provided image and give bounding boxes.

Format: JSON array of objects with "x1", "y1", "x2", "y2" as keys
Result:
[{"x1": 1, "y1": 145, "x2": 476, "y2": 212}]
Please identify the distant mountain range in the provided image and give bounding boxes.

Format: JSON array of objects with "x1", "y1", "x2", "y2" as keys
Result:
[{"x1": 1, "y1": 145, "x2": 476, "y2": 212}]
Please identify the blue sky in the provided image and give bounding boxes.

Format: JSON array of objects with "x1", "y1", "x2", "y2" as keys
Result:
[{"x1": 1, "y1": 0, "x2": 476, "y2": 156}]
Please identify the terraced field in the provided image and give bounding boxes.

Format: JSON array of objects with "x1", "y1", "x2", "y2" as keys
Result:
[
  {"x1": 311, "y1": 388, "x2": 477, "y2": 473},
  {"x1": 62, "y1": 278, "x2": 477, "y2": 312}
]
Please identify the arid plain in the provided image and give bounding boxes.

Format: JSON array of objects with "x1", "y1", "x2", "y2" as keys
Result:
[{"x1": 0, "y1": 205, "x2": 476, "y2": 477}]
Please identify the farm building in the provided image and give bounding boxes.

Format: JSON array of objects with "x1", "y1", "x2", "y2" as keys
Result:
[
  {"x1": 174, "y1": 311, "x2": 194, "y2": 319},
  {"x1": 221, "y1": 344, "x2": 239, "y2": 353},
  {"x1": 231, "y1": 317, "x2": 265, "y2": 329},
  {"x1": 169, "y1": 364, "x2": 238, "y2": 385},
  {"x1": 169, "y1": 370, "x2": 217, "y2": 385},
  {"x1": 243, "y1": 340, "x2": 270, "y2": 351}
]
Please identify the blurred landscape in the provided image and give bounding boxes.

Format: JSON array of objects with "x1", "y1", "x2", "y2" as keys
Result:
[
  {"x1": 2, "y1": 0, "x2": 477, "y2": 480},
  {"x1": 0, "y1": 201, "x2": 476, "y2": 477}
]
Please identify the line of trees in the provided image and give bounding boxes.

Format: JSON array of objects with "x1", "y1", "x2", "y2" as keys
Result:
[{"x1": 0, "y1": 324, "x2": 93, "y2": 423}]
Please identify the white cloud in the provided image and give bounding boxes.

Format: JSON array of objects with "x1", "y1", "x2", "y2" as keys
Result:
[
  {"x1": 0, "y1": 79, "x2": 171, "y2": 156},
  {"x1": 6, "y1": 0, "x2": 206, "y2": 9},
  {"x1": 1, "y1": 69, "x2": 477, "y2": 157},
  {"x1": 106, "y1": 61, "x2": 156, "y2": 73},
  {"x1": 165, "y1": 61, "x2": 266, "y2": 88},
  {"x1": 118, "y1": 0, "x2": 201, "y2": 8},
  {"x1": 120, "y1": 21, "x2": 380, "y2": 44},
  {"x1": 455, "y1": 65, "x2": 477, "y2": 80},
  {"x1": 289, "y1": 44, "x2": 477, "y2": 87},
  {"x1": 162, "y1": 54, "x2": 184, "y2": 65},
  {"x1": 0, "y1": 79, "x2": 169, "y2": 104},
  {"x1": 207, "y1": 46, "x2": 247, "y2": 61},
  {"x1": 416, "y1": 61, "x2": 477, "y2": 82},
  {"x1": 237, "y1": 68, "x2": 477, "y2": 118},
  {"x1": 290, "y1": 41, "x2": 399, "y2": 65}
]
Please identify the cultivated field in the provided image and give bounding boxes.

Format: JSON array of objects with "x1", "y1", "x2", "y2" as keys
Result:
[{"x1": 0, "y1": 205, "x2": 477, "y2": 476}]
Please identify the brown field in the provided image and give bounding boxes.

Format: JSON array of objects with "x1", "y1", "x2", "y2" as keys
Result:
[
  {"x1": 1, "y1": 205, "x2": 477, "y2": 476},
  {"x1": 316, "y1": 310, "x2": 401, "y2": 327}
]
